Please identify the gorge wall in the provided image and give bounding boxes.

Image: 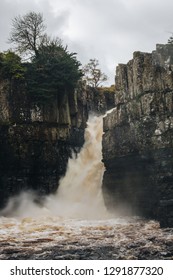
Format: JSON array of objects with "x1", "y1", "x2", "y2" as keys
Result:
[
  {"x1": 102, "y1": 44, "x2": 173, "y2": 227},
  {"x1": 0, "y1": 76, "x2": 113, "y2": 208},
  {"x1": 0, "y1": 80, "x2": 83, "y2": 207}
]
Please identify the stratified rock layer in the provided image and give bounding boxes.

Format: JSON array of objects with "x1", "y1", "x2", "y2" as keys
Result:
[
  {"x1": 0, "y1": 75, "x2": 114, "y2": 208},
  {"x1": 102, "y1": 44, "x2": 173, "y2": 227},
  {"x1": 0, "y1": 80, "x2": 88, "y2": 207}
]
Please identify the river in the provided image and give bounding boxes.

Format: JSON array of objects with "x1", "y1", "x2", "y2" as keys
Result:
[{"x1": 0, "y1": 114, "x2": 173, "y2": 260}]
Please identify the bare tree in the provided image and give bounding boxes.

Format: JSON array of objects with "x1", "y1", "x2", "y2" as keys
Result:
[
  {"x1": 83, "y1": 58, "x2": 108, "y2": 88},
  {"x1": 9, "y1": 11, "x2": 46, "y2": 57}
]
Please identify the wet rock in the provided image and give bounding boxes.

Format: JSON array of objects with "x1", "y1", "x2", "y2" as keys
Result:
[
  {"x1": 103, "y1": 44, "x2": 173, "y2": 227},
  {"x1": 0, "y1": 77, "x2": 114, "y2": 208}
]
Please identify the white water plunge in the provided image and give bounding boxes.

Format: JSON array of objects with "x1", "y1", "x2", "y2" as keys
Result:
[
  {"x1": 1, "y1": 113, "x2": 113, "y2": 219},
  {"x1": 2, "y1": 112, "x2": 171, "y2": 261}
]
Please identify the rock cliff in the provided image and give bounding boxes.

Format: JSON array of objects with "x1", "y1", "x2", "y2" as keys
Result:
[
  {"x1": 102, "y1": 44, "x2": 173, "y2": 227},
  {"x1": 0, "y1": 76, "x2": 113, "y2": 208},
  {"x1": 0, "y1": 79, "x2": 88, "y2": 207}
]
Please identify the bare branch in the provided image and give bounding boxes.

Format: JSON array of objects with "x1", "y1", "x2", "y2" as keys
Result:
[
  {"x1": 83, "y1": 58, "x2": 108, "y2": 88},
  {"x1": 9, "y1": 11, "x2": 46, "y2": 57}
]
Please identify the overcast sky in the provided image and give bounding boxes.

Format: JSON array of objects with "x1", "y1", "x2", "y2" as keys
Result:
[{"x1": 0, "y1": 0, "x2": 173, "y2": 85}]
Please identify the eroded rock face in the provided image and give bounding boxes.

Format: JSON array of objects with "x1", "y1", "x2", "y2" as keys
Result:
[
  {"x1": 102, "y1": 44, "x2": 173, "y2": 227},
  {"x1": 0, "y1": 79, "x2": 89, "y2": 208},
  {"x1": 0, "y1": 76, "x2": 114, "y2": 208}
]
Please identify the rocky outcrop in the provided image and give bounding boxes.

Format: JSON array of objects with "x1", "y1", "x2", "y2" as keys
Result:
[
  {"x1": 0, "y1": 78, "x2": 89, "y2": 208},
  {"x1": 102, "y1": 44, "x2": 173, "y2": 227},
  {"x1": 0, "y1": 75, "x2": 114, "y2": 208}
]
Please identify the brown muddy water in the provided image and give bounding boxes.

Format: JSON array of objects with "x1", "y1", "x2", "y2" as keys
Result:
[
  {"x1": 0, "y1": 216, "x2": 173, "y2": 260},
  {"x1": 0, "y1": 114, "x2": 173, "y2": 260}
]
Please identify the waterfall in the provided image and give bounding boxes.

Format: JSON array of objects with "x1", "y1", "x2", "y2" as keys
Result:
[
  {"x1": 1, "y1": 110, "x2": 170, "y2": 261},
  {"x1": 45, "y1": 114, "x2": 108, "y2": 219},
  {"x1": 1, "y1": 114, "x2": 110, "y2": 219}
]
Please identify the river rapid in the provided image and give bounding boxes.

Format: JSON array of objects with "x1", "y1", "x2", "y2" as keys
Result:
[
  {"x1": 0, "y1": 114, "x2": 173, "y2": 260},
  {"x1": 1, "y1": 216, "x2": 173, "y2": 259}
]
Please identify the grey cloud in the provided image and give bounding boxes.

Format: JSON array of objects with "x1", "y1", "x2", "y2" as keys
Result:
[
  {"x1": 1, "y1": 0, "x2": 173, "y2": 84},
  {"x1": 0, "y1": 0, "x2": 70, "y2": 50}
]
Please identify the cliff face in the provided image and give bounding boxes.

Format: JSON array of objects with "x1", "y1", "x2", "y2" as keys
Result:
[
  {"x1": 102, "y1": 44, "x2": 173, "y2": 227},
  {"x1": 0, "y1": 76, "x2": 114, "y2": 208},
  {"x1": 0, "y1": 79, "x2": 89, "y2": 208}
]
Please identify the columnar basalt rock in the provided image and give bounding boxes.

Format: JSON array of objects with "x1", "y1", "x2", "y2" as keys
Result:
[
  {"x1": 0, "y1": 79, "x2": 89, "y2": 208},
  {"x1": 102, "y1": 44, "x2": 173, "y2": 227}
]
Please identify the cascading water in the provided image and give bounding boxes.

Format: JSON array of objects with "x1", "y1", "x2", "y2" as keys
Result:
[
  {"x1": 0, "y1": 114, "x2": 108, "y2": 219},
  {"x1": 45, "y1": 114, "x2": 108, "y2": 219},
  {"x1": 0, "y1": 112, "x2": 173, "y2": 260}
]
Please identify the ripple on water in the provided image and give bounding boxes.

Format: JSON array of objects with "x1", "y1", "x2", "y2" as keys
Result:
[{"x1": 0, "y1": 216, "x2": 173, "y2": 259}]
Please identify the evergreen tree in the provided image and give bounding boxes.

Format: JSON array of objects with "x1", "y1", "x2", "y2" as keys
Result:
[
  {"x1": 0, "y1": 51, "x2": 26, "y2": 80},
  {"x1": 26, "y1": 40, "x2": 82, "y2": 101},
  {"x1": 5, "y1": 11, "x2": 82, "y2": 102}
]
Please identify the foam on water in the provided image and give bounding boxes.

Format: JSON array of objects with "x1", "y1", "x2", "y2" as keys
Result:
[
  {"x1": 1, "y1": 109, "x2": 173, "y2": 259},
  {"x1": 0, "y1": 112, "x2": 114, "y2": 219}
]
